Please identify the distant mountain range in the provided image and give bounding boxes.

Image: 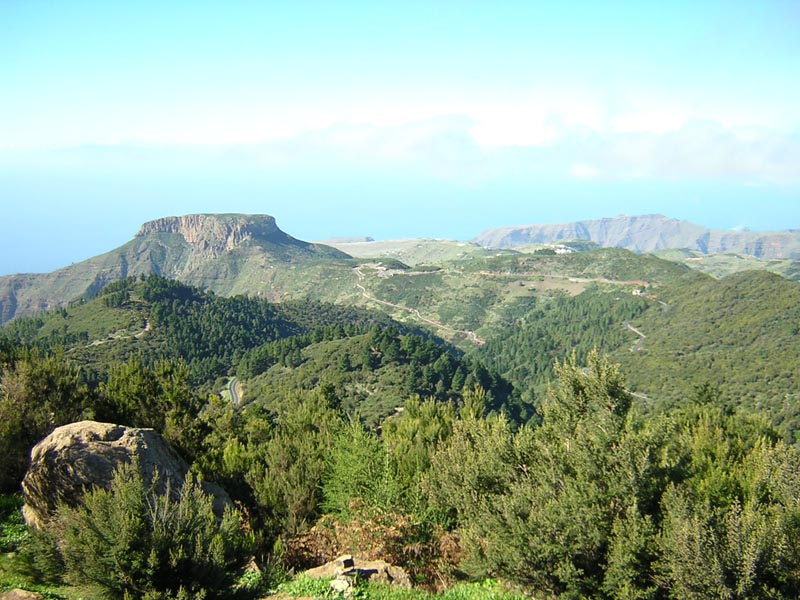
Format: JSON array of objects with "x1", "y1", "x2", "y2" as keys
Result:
[
  {"x1": 2, "y1": 212, "x2": 799, "y2": 325},
  {"x1": 474, "y1": 214, "x2": 800, "y2": 258}
]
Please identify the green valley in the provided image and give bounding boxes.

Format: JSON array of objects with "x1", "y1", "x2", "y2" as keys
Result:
[{"x1": 2, "y1": 213, "x2": 800, "y2": 600}]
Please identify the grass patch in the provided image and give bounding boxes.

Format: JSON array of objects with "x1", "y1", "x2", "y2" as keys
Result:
[
  {"x1": 0, "y1": 552, "x2": 74, "y2": 600},
  {"x1": 0, "y1": 495, "x2": 27, "y2": 553},
  {"x1": 277, "y1": 576, "x2": 527, "y2": 599}
]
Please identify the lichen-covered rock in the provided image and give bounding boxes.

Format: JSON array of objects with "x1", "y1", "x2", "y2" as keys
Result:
[{"x1": 21, "y1": 420, "x2": 231, "y2": 528}]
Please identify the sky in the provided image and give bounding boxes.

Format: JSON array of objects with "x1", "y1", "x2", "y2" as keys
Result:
[{"x1": 1, "y1": 0, "x2": 799, "y2": 274}]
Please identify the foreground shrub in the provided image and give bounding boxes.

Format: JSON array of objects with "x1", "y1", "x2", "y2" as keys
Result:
[
  {"x1": 426, "y1": 352, "x2": 800, "y2": 598},
  {"x1": 286, "y1": 503, "x2": 458, "y2": 588},
  {"x1": 51, "y1": 461, "x2": 251, "y2": 599}
]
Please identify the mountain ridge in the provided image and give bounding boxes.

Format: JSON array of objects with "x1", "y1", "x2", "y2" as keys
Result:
[
  {"x1": 474, "y1": 214, "x2": 800, "y2": 258},
  {"x1": 3, "y1": 211, "x2": 799, "y2": 326}
]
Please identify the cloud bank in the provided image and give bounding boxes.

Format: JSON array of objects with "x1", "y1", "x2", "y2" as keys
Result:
[{"x1": 3, "y1": 116, "x2": 798, "y2": 187}]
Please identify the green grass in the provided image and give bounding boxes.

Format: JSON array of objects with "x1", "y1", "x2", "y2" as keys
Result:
[
  {"x1": 1, "y1": 547, "x2": 103, "y2": 600},
  {"x1": 0, "y1": 495, "x2": 69, "y2": 599},
  {"x1": 0, "y1": 495, "x2": 27, "y2": 553},
  {"x1": 277, "y1": 575, "x2": 527, "y2": 600}
]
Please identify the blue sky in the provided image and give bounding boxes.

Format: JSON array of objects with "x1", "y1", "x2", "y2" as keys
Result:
[{"x1": 1, "y1": 1, "x2": 799, "y2": 274}]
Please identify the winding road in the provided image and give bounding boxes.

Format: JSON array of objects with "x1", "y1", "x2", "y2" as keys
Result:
[
  {"x1": 228, "y1": 376, "x2": 241, "y2": 407},
  {"x1": 354, "y1": 267, "x2": 485, "y2": 345},
  {"x1": 624, "y1": 321, "x2": 646, "y2": 352}
]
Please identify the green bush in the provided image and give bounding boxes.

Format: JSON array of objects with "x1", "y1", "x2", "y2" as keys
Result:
[
  {"x1": 0, "y1": 351, "x2": 93, "y2": 492},
  {"x1": 425, "y1": 353, "x2": 800, "y2": 598},
  {"x1": 49, "y1": 461, "x2": 251, "y2": 599},
  {"x1": 322, "y1": 420, "x2": 402, "y2": 516},
  {"x1": 17, "y1": 525, "x2": 65, "y2": 585}
]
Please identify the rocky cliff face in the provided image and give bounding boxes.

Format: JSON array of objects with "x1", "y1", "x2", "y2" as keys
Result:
[
  {"x1": 474, "y1": 214, "x2": 800, "y2": 259},
  {"x1": 136, "y1": 213, "x2": 306, "y2": 258}
]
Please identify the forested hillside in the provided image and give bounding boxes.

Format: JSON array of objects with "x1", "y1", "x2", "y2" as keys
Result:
[
  {"x1": 2, "y1": 275, "x2": 387, "y2": 384},
  {"x1": 242, "y1": 326, "x2": 523, "y2": 425},
  {"x1": 475, "y1": 283, "x2": 650, "y2": 402},
  {"x1": 0, "y1": 275, "x2": 519, "y2": 493},
  {"x1": 618, "y1": 270, "x2": 800, "y2": 432},
  {"x1": 474, "y1": 268, "x2": 800, "y2": 439},
  {"x1": 1, "y1": 250, "x2": 799, "y2": 599}
]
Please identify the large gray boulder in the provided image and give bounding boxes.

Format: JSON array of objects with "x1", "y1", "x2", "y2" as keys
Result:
[{"x1": 21, "y1": 420, "x2": 231, "y2": 529}]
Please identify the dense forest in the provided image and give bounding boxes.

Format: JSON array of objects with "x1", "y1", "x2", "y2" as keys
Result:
[
  {"x1": 2, "y1": 273, "x2": 800, "y2": 599},
  {"x1": 476, "y1": 284, "x2": 650, "y2": 401}
]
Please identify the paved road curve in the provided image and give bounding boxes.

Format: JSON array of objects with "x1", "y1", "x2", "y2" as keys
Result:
[{"x1": 228, "y1": 376, "x2": 241, "y2": 407}]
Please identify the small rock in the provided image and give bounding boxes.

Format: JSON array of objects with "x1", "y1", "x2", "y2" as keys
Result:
[{"x1": 330, "y1": 577, "x2": 352, "y2": 594}]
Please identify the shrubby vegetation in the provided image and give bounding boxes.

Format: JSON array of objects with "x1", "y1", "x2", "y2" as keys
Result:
[
  {"x1": 2, "y1": 272, "x2": 800, "y2": 598},
  {"x1": 424, "y1": 351, "x2": 800, "y2": 598},
  {"x1": 462, "y1": 247, "x2": 689, "y2": 283},
  {"x1": 0, "y1": 350, "x2": 93, "y2": 492},
  {"x1": 22, "y1": 461, "x2": 251, "y2": 599}
]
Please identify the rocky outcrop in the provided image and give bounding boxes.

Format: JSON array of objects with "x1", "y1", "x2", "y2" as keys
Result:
[
  {"x1": 474, "y1": 214, "x2": 800, "y2": 259},
  {"x1": 305, "y1": 554, "x2": 411, "y2": 590},
  {"x1": 21, "y1": 421, "x2": 231, "y2": 529},
  {"x1": 135, "y1": 213, "x2": 308, "y2": 258}
]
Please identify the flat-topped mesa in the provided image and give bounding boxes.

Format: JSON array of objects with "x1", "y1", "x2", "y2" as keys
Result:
[
  {"x1": 0, "y1": 213, "x2": 350, "y2": 325},
  {"x1": 136, "y1": 213, "x2": 304, "y2": 256}
]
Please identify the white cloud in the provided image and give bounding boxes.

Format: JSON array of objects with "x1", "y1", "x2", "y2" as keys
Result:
[
  {"x1": 611, "y1": 109, "x2": 686, "y2": 134},
  {"x1": 570, "y1": 164, "x2": 600, "y2": 178},
  {"x1": 5, "y1": 113, "x2": 798, "y2": 187},
  {"x1": 471, "y1": 113, "x2": 561, "y2": 147},
  {"x1": 582, "y1": 121, "x2": 800, "y2": 182}
]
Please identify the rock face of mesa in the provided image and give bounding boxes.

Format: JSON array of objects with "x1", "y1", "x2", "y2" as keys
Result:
[
  {"x1": 136, "y1": 213, "x2": 299, "y2": 258},
  {"x1": 474, "y1": 214, "x2": 800, "y2": 259},
  {"x1": 0, "y1": 213, "x2": 350, "y2": 324},
  {"x1": 21, "y1": 420, "x2": 232, "y2": 529}
]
